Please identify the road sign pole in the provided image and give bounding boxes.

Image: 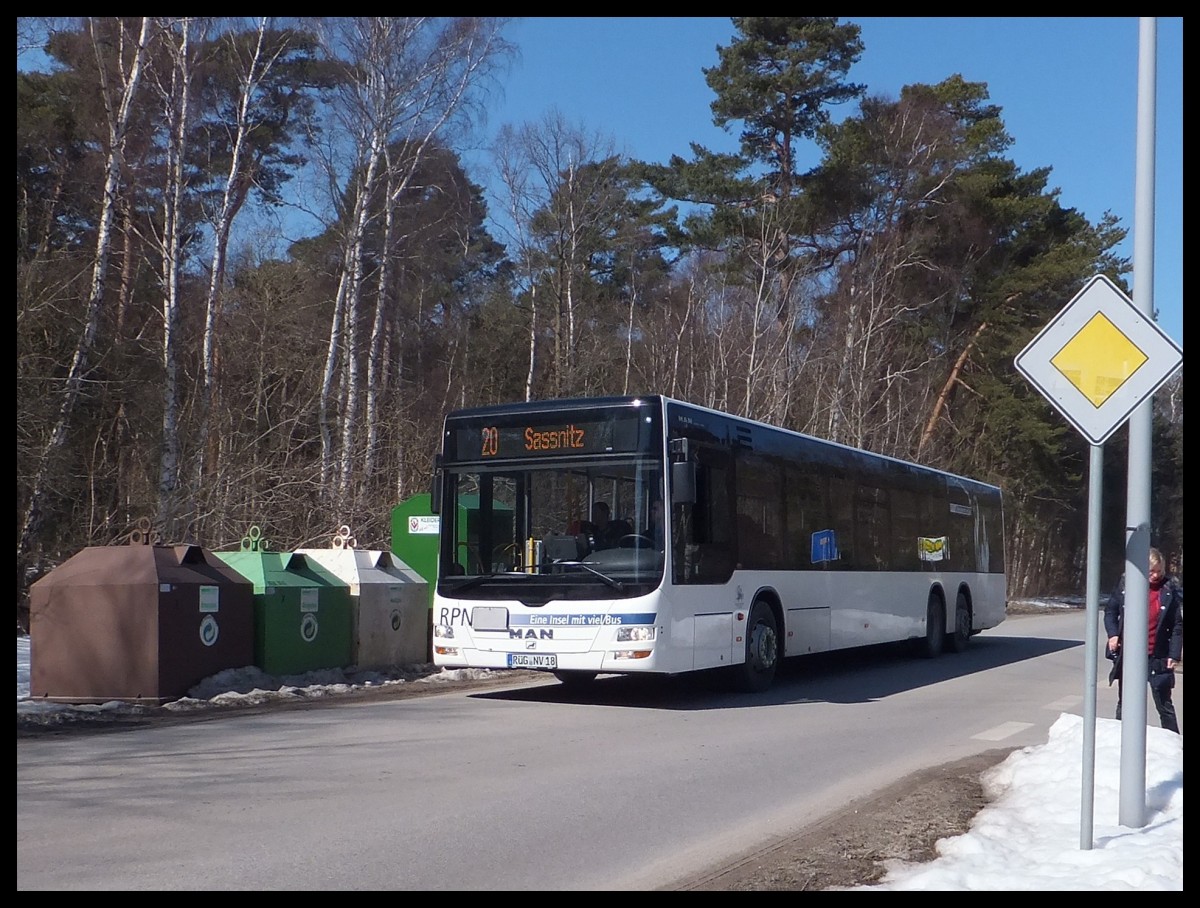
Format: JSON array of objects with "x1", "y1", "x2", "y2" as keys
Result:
[
  {"x1": 1015, "y1": 18, "x2": 1181, "y2": 842},
  {"x1": 1080, "y1": 442, "x2": 1102, "y2": 849},
  {"x1": 1117, "y1": 17, "x2": 1160, "y2": 830}
]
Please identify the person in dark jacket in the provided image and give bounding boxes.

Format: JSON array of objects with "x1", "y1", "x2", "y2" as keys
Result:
[
  {"x1": 1103, "y1": 546, "x2": 1184, "y2": 733},
  {"x1": 582, "y1": 501, "x2": 631, "y2": 550}
]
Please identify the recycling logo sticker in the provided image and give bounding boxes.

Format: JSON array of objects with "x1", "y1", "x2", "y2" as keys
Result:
[
  {"x1": 199, "y1": 615, "x2": 220, "y2": 647},
  {"x1": 300, "y1": 613, "x2": 320, "y2": 643}
]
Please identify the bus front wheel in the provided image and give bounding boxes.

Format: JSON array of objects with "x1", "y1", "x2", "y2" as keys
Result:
[{"x1": 733, "y1": 601, "x2": 779, "y2": 693}]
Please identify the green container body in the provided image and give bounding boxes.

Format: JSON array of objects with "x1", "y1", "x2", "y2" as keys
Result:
[
  {"x1": 390, "y1": 493, "x2": 516, "y2": 611},
  {"x1": 390, "y1": 494, "x2": 440, "y2": 611},
  {"x1": 214, "y1": 550, "x2": 353, "y2": 676}
]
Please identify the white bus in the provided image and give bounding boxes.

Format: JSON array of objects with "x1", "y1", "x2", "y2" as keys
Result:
[{"x1": 431, "y1": 395, "x2": 1006, "y2": 692}]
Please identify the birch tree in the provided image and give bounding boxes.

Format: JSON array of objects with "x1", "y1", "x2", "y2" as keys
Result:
[
  {"x1": 502, "y1": 113, "x2": 622, "y2": 396},
  {"x1": 145, "y1": 16, "x2": 201, "y2": 541},
  {"x1": 193, "y1": 19, "x2": 324, "y2": 495},
  {"x1": 18, "y1": 17, "x2": 152, "y2": 579},
  {"x1": 311, "y1": 17, "x2": 510, "y2": 512}
]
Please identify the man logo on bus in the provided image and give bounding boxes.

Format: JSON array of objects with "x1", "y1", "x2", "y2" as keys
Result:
[{"x1": 511, "y1": 628, "x2": 554, "y2": 640}]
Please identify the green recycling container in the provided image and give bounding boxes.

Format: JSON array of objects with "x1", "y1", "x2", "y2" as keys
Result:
[
  {"x1": 391, "y1": 493, "x2": 515, "y2": 601},
  {"x1": 390, "y1": 494, "x2": 440, "y2": 607},
  {"x1": 391, "y1": 493, "x2": 515, "y2": 662},
  {"x1": 214, "y1": 550, "x2": 352, "y2": 676}
]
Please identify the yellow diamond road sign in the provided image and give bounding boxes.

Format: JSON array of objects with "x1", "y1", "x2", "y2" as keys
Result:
[{"x1": 1015, "y1": 274, "x2": 1182, "y2": 445}]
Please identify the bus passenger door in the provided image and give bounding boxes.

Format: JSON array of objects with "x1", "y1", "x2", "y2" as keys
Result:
[
  {"x1": 680, "y1": 445, "x2": 736, "y2": 670},
  {"x1": 694, "y1": 611, "x2": 734, "y2": 671}
]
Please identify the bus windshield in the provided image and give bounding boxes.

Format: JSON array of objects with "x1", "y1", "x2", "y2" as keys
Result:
[{"x1": 438, "y1": 457, "x2": 665, "y2": 598}]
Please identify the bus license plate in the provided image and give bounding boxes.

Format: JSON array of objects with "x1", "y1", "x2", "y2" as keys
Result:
[{"x1": 507, "y1": 653, "x2": 557, "y2": 669}]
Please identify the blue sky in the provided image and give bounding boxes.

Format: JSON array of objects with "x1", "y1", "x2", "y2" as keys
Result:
[{"x1": 468, "y1": 17, "x2": 1183, "y2": 348}]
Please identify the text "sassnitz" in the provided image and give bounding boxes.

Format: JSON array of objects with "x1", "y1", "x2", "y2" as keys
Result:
[{"x1": 524, "y1": 425, "x2": 585, "y2": 451}]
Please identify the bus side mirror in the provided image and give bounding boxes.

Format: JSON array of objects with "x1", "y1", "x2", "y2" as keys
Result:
[
  {"x1": 430, "y1": 455, "x2": 443, "y2": 513},
  {"x1": 671, "y1": 461, "x2": 696, "y2": 505}
]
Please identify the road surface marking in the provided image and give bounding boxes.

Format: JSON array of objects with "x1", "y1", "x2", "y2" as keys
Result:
[
  {"x1": 1045, "y1": 696, "x2": 1082, "y2": 710},
  {"x1": 973, "y1": 721, "x2": 1035, "y2": 741}
]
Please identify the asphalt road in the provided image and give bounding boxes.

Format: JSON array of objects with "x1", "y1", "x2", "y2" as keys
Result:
[{"x1": 19, "y1": 610, "x2": 1152, "y2": 890}]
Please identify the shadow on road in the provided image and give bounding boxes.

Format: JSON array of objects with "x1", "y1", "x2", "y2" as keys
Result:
[{"x1": 471, "y1": 632, "x2": 1081, "y2": 711}]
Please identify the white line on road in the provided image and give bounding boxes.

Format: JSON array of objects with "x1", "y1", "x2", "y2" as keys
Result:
[
  {"x1": 1044, "y1": 696, "x2": 1082, "y2": 711},
  {"x1": 973, "y1": 721, "x2": 1036, "y2": 741}
]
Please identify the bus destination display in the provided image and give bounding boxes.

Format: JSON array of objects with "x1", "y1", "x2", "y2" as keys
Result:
[{"x1": 453, "y1": 416, "x2": 644, "y2": 460}]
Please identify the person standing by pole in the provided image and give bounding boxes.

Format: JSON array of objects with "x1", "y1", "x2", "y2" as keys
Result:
[{"x1": 1104, "y1": 546, "x2": 1184, "y2": 733}]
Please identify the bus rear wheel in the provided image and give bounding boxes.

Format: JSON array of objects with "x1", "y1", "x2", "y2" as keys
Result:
[
  {"x1": 921, "y1": 593, "x2": 945, "y2": 659},
  {"x1": 949, "y1": 593, "x2": 972, "y2": 653},
  {"x1": 733, "y1": 601, "x2": 778, "y2": 692}
]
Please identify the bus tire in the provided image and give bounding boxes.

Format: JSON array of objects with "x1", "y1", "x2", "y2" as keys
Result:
[
  {"x1": 553, "y1": 671, "x2": 597, "y2": 688},
  {"x1": 949, "y1": 593, "x2": 972, "y2": 653},
  {"x1": 921, "y1": 593, "x2": 945, "y2": 659},
  {"x1": 733, "y1": 600, "x2": 779, "y2": 693}
]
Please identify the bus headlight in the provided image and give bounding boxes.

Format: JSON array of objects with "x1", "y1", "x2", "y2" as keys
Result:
[
  {"x1": 616, "y1": 626, "x2": 656, "y2": 642},
  {"x1": 433, "y1": 624, "x2": 455, "y2": 639}
]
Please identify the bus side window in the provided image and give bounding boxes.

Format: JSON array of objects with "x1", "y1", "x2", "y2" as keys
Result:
[
  {"x1": 693, "y1": 463, "x2": 731, "y2": 543},
  {"x1": 829, "y1": 477, "x2": 855, "y2": 569},
  {"x1": 735, "y1": 453, "x2": 782, "y2": 569},
  {"x1": 688, "y1": 454, "x2": 734, "y2": 583}
]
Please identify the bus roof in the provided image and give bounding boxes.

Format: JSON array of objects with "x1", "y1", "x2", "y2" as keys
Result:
[
  {"x1": 444, "y1": 395, "x2": 659, "y2": 420},
  {"x1": 443, "y1": 395, "x2": 1001, "y2": 494}
]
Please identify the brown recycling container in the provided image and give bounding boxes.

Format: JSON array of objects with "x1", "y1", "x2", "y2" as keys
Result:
[{"x1": 28, "y1": 544, "x2": 255, "y2": 704}]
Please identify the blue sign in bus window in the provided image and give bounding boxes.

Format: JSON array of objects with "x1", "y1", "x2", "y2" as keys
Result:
[{"x1": 811, "y1": 529, "x2": 839, "y2": 564}]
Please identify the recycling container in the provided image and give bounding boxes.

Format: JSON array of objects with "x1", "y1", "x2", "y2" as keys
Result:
[
  {"x1": 297, "y1": 541, "x2": 429, "y2": 668},
  {"x1": 214, "y1": 549, "x2": 352, "y2": 676},
  {"x1": 392, "y1": 493, "x2": 514, "y2": 660},
  {"x1": 28, "y1": 543, "x2": 255, "y2": 704}
]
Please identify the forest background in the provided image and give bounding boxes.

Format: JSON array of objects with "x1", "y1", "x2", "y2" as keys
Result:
[{"x1": 15, "y1": 17, "x2": 1184, "y2": 629}]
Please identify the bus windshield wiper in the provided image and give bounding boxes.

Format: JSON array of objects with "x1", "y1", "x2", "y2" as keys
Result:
[
  {"x1": 555, "y1": 560, "x2": 625, "y2": 592},
  {"x1": 447, "y1": 571, "x2": 528, "y2": 594}
]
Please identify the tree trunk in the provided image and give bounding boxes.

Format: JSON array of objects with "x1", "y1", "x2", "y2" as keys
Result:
[
  {"x1": 155, "y1": 17, "x2": 195, "y2": 542},
  {"x1": 197, "y1": 17, "x2": 273, "y2": 495},
  {"x1": 917, "y1": 321, "x2": 987, "y2": 460},
  {"x1": 19, "y1": 18, "x2": 151, "y2": 585}
]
